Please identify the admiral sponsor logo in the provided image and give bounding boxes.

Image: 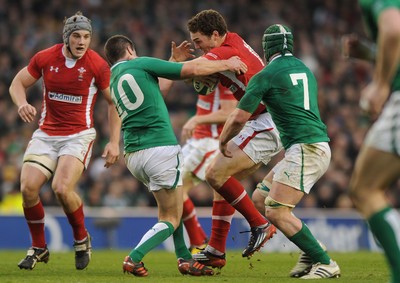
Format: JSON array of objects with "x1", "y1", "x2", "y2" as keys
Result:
[{"x1": 48, "y1": 92, "x2": 82, "y2": 104}]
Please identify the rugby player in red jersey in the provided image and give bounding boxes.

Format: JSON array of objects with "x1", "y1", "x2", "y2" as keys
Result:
[{"x1": 9, "y1": 11, "x2": 121, "y2": 270}]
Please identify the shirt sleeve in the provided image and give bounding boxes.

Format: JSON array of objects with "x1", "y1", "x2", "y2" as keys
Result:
[
  {"x1": 27, "y1": 53, "x2": 42, "y2": 79},
  {"x1": 371, "y1": 0, "x2": 400, "y2": 19},
  {"x1": 142, "y1": 57, "x2": 183, "y2": 80},
  {"x1": 237, "y1": 72, "x2": 266, "y2": 113},
  {"x1": 204, "y1": 46, "x2": 237, "y2": 61},
  {"x1": 97, "y1": 61, "x2": 111, "y2": 90}
]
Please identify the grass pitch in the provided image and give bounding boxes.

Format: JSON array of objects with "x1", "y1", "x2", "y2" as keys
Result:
[{"x1": 0, "y1": 250, "x2": 389, "y2": 282}]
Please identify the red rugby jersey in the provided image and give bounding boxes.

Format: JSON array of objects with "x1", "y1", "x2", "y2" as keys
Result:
[
  {"x1": 193, "y1": 84, "x2": 235, "y2": 139},
  {"x1": 204, "y1": 32, "x2": 266, "y2": 118},
  {"x1": 27, "y1": 43, "x2": 110, "y2": 136}
]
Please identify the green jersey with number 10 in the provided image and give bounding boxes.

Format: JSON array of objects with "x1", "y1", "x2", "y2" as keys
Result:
[
  {"x1": 110, "y1": 57, "x2": 183, "y2": 153},
  {"x1": 238, "y1": 54, "x2": 329, "y2": 149}
]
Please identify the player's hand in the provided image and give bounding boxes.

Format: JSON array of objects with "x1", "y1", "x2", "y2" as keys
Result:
[
  {"x1": 181, "y1": 116, "x2": 198, "y2": 143},
  {"x1": 359, "y1": 81, "x2": 390, "y2": 120},
  {"x1": 102, "y1": 142, "x2": 120, "y2": 168},
  {"x1": 226, "y1": 56, "x2": 247, "y2": 75},
  {"x1": 219, "y1": 142, "x2": 232, "y2": 158},
  {"x1": 170, "y1": 40, "x2": 195, "y2": 62},
  {"x1": 17, "y1": 103, "x2": 37, "y2": 123}
]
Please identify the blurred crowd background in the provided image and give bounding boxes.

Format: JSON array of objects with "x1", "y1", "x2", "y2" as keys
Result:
[{"x1": 1, "y1": 0, "x2": 399, "y2": 213}]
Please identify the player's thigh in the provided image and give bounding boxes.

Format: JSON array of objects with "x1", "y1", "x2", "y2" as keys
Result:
[
  {"x1": 207, "y1": 140, "x2": 257, "y2": 180},
  {"x1": 52, "y1": 155, "x2": 85, "y2": 191},
  {"x1": 182, "y1": 138, "x2": 218, "y2": 181},
  {"x1": 20, "y1": 163, "x2": 48, "y2": 197},
  {"x1": 232, "y1": 112, "x2": 282, "y2": 166},
  {"x1": 350, "y1": 145, "x2": 400, "y2": 192},
  {"x1": 272, "y1": 143, "x2": 330, "y2": 196},
  {"x1": 125, "y1": 145, "x2": 183, "y2": 191}
]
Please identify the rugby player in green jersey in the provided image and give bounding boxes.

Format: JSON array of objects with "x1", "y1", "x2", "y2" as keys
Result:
[
  {"x1": 103, "y1": 34, "x2": 246, "y2": 277},
  {"x1": 345, "y1": 1, "x2": 400, "y2": 282},
  {"x1": 219, "y1": 24, "x2": 341, "y2": 279}
]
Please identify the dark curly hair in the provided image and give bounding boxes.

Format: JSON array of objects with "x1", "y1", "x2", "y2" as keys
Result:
[{"x1": 187, "y1": 9, "x2": 228, "y2": 37}]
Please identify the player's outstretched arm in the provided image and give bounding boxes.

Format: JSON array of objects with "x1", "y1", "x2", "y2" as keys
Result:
[
  {"x1": 159, "y1": 40, "x2": 196, "y2": 97},
  {"x1": 180, "y1": 56, "x2": 247, "y2": 78}
]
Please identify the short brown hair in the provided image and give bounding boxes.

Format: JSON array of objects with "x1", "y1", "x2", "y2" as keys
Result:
[
  {"x1": 187, "y1": 9, "x2": 227, "y2": 37},
  {"x1": 104, "y1": 35, "x2": 134, "y2": 66}
]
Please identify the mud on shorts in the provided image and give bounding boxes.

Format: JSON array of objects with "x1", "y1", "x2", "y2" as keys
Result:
[{"x1": 272, "y1": 142, "x2": 331, "y2": 194}]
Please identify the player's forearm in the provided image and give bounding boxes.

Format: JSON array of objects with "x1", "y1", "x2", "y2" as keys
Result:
[
  {"x1": 181, "y1": 58, "x2": 228, "y2": 77},
  {"x1": 219, "y1": 109, "x2": 248, "y2": 146},
  {"x1": 9, "y1": 67, "x2": 37, "y2": 108},
  {"x1": 108, "y1": 104, "x2": 122, "y2": 144},
  {"x1": 195, "y1": 110, "x2": 232, "y2": 125},
  {"x1": 9, "y1": 83, "x2": 29, "y2": 108},
  {"x1": 10, "y1": 76, "x2": 29, "y2": 107},
  {"x1": 374, "y1": 9, "x2": 400, "y2": 86},
  {"x1": 219, "y1": 119, "x2": 242, "y2": 146}
]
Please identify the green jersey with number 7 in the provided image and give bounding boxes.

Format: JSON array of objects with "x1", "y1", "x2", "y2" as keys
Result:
[{"x1": 238, "y1": 54, "x2": 329, "y2": 149}]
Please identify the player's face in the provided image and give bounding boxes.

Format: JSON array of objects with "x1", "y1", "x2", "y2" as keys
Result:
[
  {"x1": 190, "y1": 32, "x2": 216, "y2": 54},
  {"x1": 68, "y1": 30, "x2": 91, "y2": 59}
]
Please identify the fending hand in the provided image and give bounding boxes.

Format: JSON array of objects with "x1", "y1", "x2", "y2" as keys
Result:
[{"x1": 170, "y1": 40, "x2": 195, "y2": 62}]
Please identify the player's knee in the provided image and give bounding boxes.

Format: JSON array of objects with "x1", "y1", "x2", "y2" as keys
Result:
[
  {"x1": 264, "y1": 196, "x2": 295, "y2": 224},
  {"x1": 20, "y1": 181, "x2": 40, "y2": 203},
  {"x1": 348, "y1": 176, "x2": 367, "y2": 208},
  {"x1": 264, "y1": 207, "x2": 279, "y2": 224},
  {"x1": 52, "y1": 181, "x2": 70, "y2": 201}
]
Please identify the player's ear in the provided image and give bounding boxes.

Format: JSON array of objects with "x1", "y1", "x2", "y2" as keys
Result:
[
  {"x1": 126, "y1": 46, "x2": 133, "y2": 55},
  {"x1": 212, "y1": 30, "x2": 220, "y2": 39}
]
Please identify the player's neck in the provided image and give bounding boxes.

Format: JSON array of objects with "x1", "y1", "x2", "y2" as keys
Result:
[{"x1": 217, "y1": 33, "x2": 227, "y2": 46}]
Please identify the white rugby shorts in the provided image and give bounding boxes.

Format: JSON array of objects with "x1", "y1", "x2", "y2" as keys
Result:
[
  {"x1": 232, "y1": 112, "x2": 282, "y2": 165},
  {"x1": 364, "y1": 91, "x2": 400, "y2": 155},
  {"x1": 272, "y1": 142, "x2": 331, "y2": 194},
  {"x1": 125, "y1": 145, "x2": 183, "y2": 192},
  {"x1": 23, "y1": 128, "x2": 96, "y2": 171},
  {"x1": 181, "y1": 137, "x2": 219, "y2": 181}
]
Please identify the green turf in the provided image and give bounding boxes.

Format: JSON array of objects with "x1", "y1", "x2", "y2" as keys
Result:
[{"x1": 0, "y1": 250, "x2": 389, "y2": 282}]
